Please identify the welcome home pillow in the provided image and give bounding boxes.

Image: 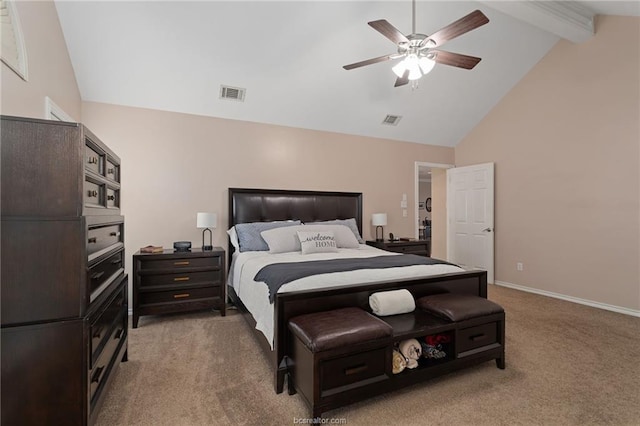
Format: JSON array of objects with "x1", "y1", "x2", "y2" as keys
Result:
[{"x1": 297, "y1": 230, "x2": 338, "y2": 254}]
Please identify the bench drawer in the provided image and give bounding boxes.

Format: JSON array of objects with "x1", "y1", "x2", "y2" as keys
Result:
[
  {"x1": 320, "y1": 347, "x2": 387, "y2": 391},
  {"x1": 457, "y1": 322, "x2": 498, "y2": 354}
]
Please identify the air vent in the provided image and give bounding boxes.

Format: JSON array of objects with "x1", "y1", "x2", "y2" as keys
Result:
[
  {"x1": 220, "y1": 85, "x2": 246, "y2": 102},
  {"x1": 382, "y1": 115, "x2": 402, "y2": 126}
]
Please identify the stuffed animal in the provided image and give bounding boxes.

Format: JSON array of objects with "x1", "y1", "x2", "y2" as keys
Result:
[
  {"x1": 392, "y1": 348, "x2": 406, "y2": 374},
  {"x1": 398, "y1": 338, "x2": 422, "y2": 369}
]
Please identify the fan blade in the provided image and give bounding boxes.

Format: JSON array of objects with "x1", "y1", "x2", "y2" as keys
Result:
[
  {"x1": 394, "y1": 70, "x2": 410, "y2": 87},
  {"x1": 368, "y1": 19, "x2": 409, "y2": 45},
  {"x1": 432, "y1": 50, "x2": 482, "y2": 70},
  {"x1": 343, "y1": 54, "x2": 395, "y2": 70},
  {"x1": 423, "y1": 10, "x2": 489, "y2": 47}
]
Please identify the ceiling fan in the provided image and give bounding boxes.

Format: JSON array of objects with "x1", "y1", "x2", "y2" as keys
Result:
[{"x1": 343, "y1": 1, "x2": 489, "y2": 87}]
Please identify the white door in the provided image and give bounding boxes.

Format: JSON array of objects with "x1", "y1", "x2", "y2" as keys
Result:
[{"x1": 446, "y1": 163, "x2": 494, "y2": 283}]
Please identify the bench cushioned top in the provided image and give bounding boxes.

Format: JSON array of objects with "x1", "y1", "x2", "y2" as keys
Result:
[
  {"x1": 289, "y1": 307, "x2": 393, "y2": 352},
  {"x1": 417, "y1": 293, "x2": 504, "y2": 322}
]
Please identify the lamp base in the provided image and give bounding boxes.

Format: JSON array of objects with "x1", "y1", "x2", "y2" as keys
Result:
[
  {"x1": 375, "y1": 225, "x2": 384, "y2": 242},
  {"x1": 202, "y1": 245, "x2": 213, "y2": 251}
]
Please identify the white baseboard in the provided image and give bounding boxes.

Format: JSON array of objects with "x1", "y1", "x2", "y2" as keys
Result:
[{"x1": 493, "y1": 280, "x2": 640, "y2": 318}]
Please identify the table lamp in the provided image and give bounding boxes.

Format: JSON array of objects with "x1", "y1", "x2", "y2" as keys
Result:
[{"x1": 196, "y1": 212, "x2": 217, "y2": 251}]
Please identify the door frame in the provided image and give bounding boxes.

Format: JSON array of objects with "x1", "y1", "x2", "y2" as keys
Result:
[{"x1": 414, "y1": 161, "x2": 454, "y2": 240}]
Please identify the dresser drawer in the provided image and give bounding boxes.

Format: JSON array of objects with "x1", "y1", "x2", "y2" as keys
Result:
[
  {"x1": 106, "y1": 187, "x2": 120, "y2": 209},
  {"x1": 139, "y1": 270, "x2": 221, "y2": 288},
  {"x1": 85, "y1": 143, "x2": 104, "y2": 175},
  {"x1": 89, "y1": 309, "x2": 126, "y2": 404},
  {"x1": 89, "y1": 249, "x2": 124, "y2": 300},
  {"x1": 141, "y1": 255, "x2": 220, "y2": 271},
  {"x1": 139, "y1": 285, "x2": 219, "y2": 305},
  {"x1": 390, "y1": 244, "x2": 427, "y2": 255},
  {"x1": 105, "y1": 159, "x2": 120, "y2": 183},
  {"x1": 90, "y1": 282, "x2": 126, "y2": 367},
  {"x1": 87, "y1": 223, "x2": 124, "y2": 260},
  {"x1": 320, "y1": 347, "x2": 388, "y2": 392},
  {"x1": 84, "y1": 176, "x2": 105, "y2": 208},
  {"x1": 457, "y1": 322, "x2": 498, "y2": 354}
]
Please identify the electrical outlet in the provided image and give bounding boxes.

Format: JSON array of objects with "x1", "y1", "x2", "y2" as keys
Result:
[
  {"x1": 400, "y1": 200, "x2": 407, "y2": 208},
  {"x1": 402, "y1": 209, "x2": 407, "y2": 217},
  {"x1": 516, "y1": 262, "x2": 523, "y2": 271}
]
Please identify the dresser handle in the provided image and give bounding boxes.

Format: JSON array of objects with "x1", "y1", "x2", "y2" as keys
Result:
[
  {"x1": 91, "y1": 271, "x2": 105, "y2": 280},
  {"x1": 470, "y1": 333, "x2": 486, "y2": 341},
  {"x1": 107, "y1": 168, "x2": 114, "y2": 174},
  {"x1": 114, "y1": 328, "x2": 124, "y2": 339},
  {"x1": 344, "y1": 364, "x2": 368, "y2": 376},
  {"x1": 92, "y1": 329, "x2": 101, "y2": 339},
  {"x1": 87, "y1": 190, "x2": 98, "y2": 198},
  {"x1": 88, "y1": 237, "x2": 97, "y2": 244},
  {"x1": 87, "y1": 156, "x2": 98, "y2": 165},
  {"x1": 107, "y1": 195, "x2": 115, "y2": 201},
  {"x1": 173, "y1": 293, "x2": 190, "y2": 299},
  {"x1": 173, "y1": 277, "x2": 189, "y2": 282},
  {"x1": 91, "y1": 366, "x2": 105, "y2": 384},
  {"x1": 174, "y1": 261, "x2": 190, "y2": 266},
  {"x1": 109, "y1": 232, "x2": 119, "y2": 237}
]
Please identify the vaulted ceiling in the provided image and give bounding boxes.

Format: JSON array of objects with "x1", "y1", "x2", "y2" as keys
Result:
[{"x1": 54, "y1": 1, "x2": 639, "y2": 147}]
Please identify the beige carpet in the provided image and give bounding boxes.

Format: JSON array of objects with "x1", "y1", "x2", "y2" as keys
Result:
[{"x1": 95, "y1": 286, "x2": 640, "y2": 426}]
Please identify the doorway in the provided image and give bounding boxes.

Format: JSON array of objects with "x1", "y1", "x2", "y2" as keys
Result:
[{"x1": 414, "y1": 161, "x2": 453, "y2": 259}]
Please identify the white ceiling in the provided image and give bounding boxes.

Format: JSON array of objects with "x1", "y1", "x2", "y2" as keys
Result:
[{"x1": 54, "y1": 1, "x2": 639, "y2": 147}]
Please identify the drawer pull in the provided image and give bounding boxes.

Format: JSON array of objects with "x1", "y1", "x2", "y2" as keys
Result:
[
  {"x1": 470, "y1": 333, "x2": 486, "y2": 341},
  {"x1": 344, "y1": 364, "x2": 368, "y2": 376},
  {"x1": 107, "y1": 195, "x2": 115, "y2": 201},
  {"x1": 87, "y1": 156, "x2": 98, "y2": 164},
  {"x1": 92, "y1": 329, "x2": 102, "y2": 339},
  {"x1": 173, "y1": 293, "x2": 190, "y2": 299},
  {"x1": 109, "y1": 231, "x2": 120, "y2": 237},
  {"x1": 91, "y1": 271, "x2": 105, "y2": 280},
  {"x1": 114, "y1": 328, "x2": 124, "y2": 339},
  {"x1": 88, "y1": 237, "x2": 97, "y2": 244},
  {"x1": 91, "y1": 366, "x2": 105, "y2": 384},
  {"x1": 87, "y1": 190, "x2": 98, "y2": 198},
  {"x1": 110, "y1": 258, "x2": 122, "y2": 265},
  {"x1": 107, "y1": 168, "x2": 114, "y2": 174},
  {"x1": 173, "y1": 277, "x2": 190, "y2": 282},
  {"x1": 174, "y1": 261, "x2": 190, "y2": 266}
]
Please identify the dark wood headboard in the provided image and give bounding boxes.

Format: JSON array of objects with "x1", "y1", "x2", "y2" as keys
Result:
[{"x1": 228, "y1": 188, "x2": 363, "y2": 256}]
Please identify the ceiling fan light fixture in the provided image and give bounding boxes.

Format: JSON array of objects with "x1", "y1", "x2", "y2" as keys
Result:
[
  {"x1": 392, "y1": 60, "x2": 407, "y2": 78},
  {"x1": 418, "y1": 56, "x2": 436, "y2": 75}
]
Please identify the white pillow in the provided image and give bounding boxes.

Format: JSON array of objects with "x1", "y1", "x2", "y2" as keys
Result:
[
  {"x1": 261, "y1": 224, "x2": 360, "y2": 253},
  {"x1": 227, "y1": 226, "x2": 240, "y2": 251},
  {"x1": 297, "y1": 230, "x2": 338, "y2": 254}
]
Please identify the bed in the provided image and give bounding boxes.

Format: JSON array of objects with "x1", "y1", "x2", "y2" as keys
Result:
[{"x1": 227, "y1": 188, "x2": 488, "y2": 393}]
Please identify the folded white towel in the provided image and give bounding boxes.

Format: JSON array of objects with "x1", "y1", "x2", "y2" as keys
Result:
[{"x1": 369, "y1": 289, "x2": 415, "y2": 316}]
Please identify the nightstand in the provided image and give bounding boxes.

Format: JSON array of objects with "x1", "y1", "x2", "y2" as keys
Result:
[
  {"x1": 132, "y1": 247, "x2": 226, "y2": 328},
  {"x1": 366, "y1": 239, "x2": 431, "y2": 257}
]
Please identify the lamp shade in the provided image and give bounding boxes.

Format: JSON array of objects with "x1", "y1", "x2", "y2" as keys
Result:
[
  {"x1": 371, "y1": 213, "x2": 387, "y2": 227},
  {"x1": 196, "y1": 212, "x2": 217, "y2": 229}
]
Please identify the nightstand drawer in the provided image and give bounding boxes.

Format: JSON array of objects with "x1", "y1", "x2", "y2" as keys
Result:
[
  {"x1": 139, "y1": 270, "x2": 221, "y2": 288},
  {"x1": 391, "y1": 245, "x2": 427, "y2": 255},
  {"x1": 139, "y1": 286, "x2": 219, "y2": 305},
  {"x1": 320, "y1": 347, "x2": 388, "y2": 392},
  {"x1": 457, "y1": 322, "x2": 498, "y2": 354},
  {"x1": 141, "y1": 256, "x2": 220, "y2": 270}
]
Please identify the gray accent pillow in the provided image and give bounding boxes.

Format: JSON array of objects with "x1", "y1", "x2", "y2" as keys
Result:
[
  {"x1": 235, "y1": 220, "x2": 301, "y2": 252},
  {"x1": 305, "y1": 218, "x2": 364, "y2": 243},
  {"x1": 261, "y1": 224, "x2": 360, "y2": 253},
  {"x1": 297, "y1": 230, "x2": 338, "y2": 254}
]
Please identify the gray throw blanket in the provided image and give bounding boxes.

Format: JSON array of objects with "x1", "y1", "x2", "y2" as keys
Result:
[{"x1": 254, "y1": 254, "x2": 457, "y2": 302}]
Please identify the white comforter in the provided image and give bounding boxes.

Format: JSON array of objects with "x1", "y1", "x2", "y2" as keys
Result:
[{"x1": 229, "y1": 244, "x2": 464, "y2": 349}]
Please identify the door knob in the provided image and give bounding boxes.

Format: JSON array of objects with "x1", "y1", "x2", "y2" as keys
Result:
[{"x1": 482, "y1": 227, "x2": 493, "y2": 233}]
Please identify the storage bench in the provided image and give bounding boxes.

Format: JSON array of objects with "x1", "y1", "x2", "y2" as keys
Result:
[{"x1": 287, "y1": 294, "x2": 506, "y2": 417}]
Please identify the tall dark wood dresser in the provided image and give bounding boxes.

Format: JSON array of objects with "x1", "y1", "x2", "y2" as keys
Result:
[{"x1": 1, "y1": 116, "x2": 128, "y2": 425}]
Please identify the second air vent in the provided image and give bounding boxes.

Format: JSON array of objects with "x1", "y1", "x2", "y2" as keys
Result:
[
  {"x1": 382, "y1": 115, "x2": 402, "y2": 126},
  {"x1": 220, "y1": 85, "x2": 246, "y2": 102}
]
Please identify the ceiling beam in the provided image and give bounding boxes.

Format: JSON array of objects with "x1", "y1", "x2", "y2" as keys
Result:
[{"x1": 480, "y1": 0, "x2": 594, "y2": 43}]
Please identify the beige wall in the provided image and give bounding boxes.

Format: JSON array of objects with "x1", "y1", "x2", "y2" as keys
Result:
[
  {"x1": 81, "y1": 101, "x2": 454, "y2": 279},
  {"x1": 456, "y1": 16, "x2": 640, "y2": 311},
  {"x1": 0, "y1": 0, "x2": 81, "y2": 120}
]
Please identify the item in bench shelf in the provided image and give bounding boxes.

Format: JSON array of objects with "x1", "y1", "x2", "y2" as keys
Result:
[
  {"x1": 392, "y1": 348, "x2": 407, "y2": 374},
  {"x1": 398, "y1": 338, "x2": 422, "y2": 369},
  {"x1": 421, "y1": 334, "x2": 451, "y2": 359},
  {"x1": 369, "y1": 288, "x2": 415, "y2": 316}
]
